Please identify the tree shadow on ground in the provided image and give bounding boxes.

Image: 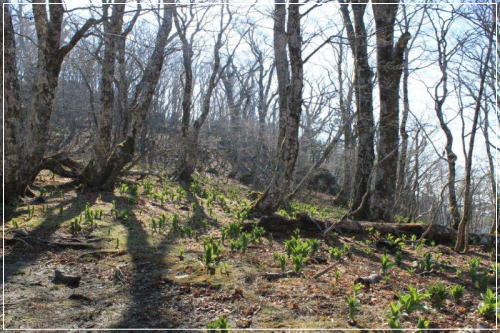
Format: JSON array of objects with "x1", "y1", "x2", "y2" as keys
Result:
[
  {"x1": 179, "y1": 182, "x2": 219, "y2": 230},
  {"x1": 105, "y1": 194, "x2": 178, "y2": 328},
  {"x1": 4, "y1": 191, "x2": 98, "y2": 282},
  {"x1": 111, "y1": 182, "x2": 223, "y2": 328}
]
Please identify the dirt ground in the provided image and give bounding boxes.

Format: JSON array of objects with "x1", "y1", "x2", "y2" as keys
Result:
[{"x1": 3, "y1": 171, "x2": 498, "y2": 331}]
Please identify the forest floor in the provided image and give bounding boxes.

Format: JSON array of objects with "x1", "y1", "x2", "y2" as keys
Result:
[{"x1": 3, "y1": 171, "x2": 497, "y2": 331}]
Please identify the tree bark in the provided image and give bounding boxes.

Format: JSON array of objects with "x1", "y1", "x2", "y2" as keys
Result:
[
  {"x1": 370, "y1": 0, "x2": 410, "y2": 221},
  {"x1": 81, "y1": 2, "x2": 126, "y2": 188},
  {"x1": 253, "y1": 0, "x2": 302, "y2": 214},
  {"x1": 3, "y1": 4, "x2": 23, "y2": 201},
  {"x1": 455, "y1": 8, "x2": 494, "y2": 252},
  {"x1": 339, "y1": 1, "x2": 375, "y2": 219},
  {"x1": 4, "y1": 2, "x2": 99, "y2": 202},
  {"x1": 80, "y1": 2, "x2": 174, "y2": 189}
]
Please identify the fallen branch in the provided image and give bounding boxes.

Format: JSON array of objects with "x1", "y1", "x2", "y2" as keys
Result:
[
  {"x1": 78, "y1": 249, "x2": 126, "y2": 260},
  {"x1": 313, "y1": 263, "x2": 337, "y2": 279},
  {"x1": 264, "y1": 270, "x2": 301, "y2": 281},
  {"x1": 11, "y1": 237, "x2": 34, "y2": 248}
]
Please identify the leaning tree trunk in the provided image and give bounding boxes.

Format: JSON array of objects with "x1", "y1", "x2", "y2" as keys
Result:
[
  {"x1": 253, "y1": 0, "x2": 302, "y2": 214},
  {"x1": 339, "y1": 1, "x2": 375, "y2": 219},
  {"x1": 370, "y1": 0, "x2": 410, "y2": 221}
]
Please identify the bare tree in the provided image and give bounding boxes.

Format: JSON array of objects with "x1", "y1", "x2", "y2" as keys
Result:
[
  {"x1": 339, "y1": 0, "x2": 375, "y2": 219},
  {"x1": 396, "y1": 5, "x2": 425, "y2": 205},
  {"x1": 4, "y1": 2, "x2": 101, "y2": 202},
  {"x1": 80, "y1": 2, "x2": 126, "y2": 187},
  {"x1": 454, "y1": 5, "x2": 494, "y2": 252},
  {"x1": 252, "y1": 0, "x2": 303, "y2": 214},
  {"x1": 426, "y1": 7, "x2": 463, "y2": 230},
  {"x1": 80, "y1": 1, "x2": 175, "y2": 189},
  {"x1": 172, "y1": 5, "x2": 232, "y2": 181},
  {"x1": 370, "y1": 0, "x2": 411, "y2": 221},
  {"x1": 331, "y1": 37, "x2": 354, "y2": 207}
]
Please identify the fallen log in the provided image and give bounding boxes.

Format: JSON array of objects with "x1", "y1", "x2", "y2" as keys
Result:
[
  {"x1": 242, "y1": 213, "x2": 493, "y2": 246},
  {"x1": 242, "y1": 213, "x2": 326, "y2": 235},
  {"x1": 330, "y1": 221, "x2": 458, "y2": 245}
]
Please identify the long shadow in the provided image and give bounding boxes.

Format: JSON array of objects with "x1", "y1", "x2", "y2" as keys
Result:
[
  {"x1": 3, "y1": 191, "x2": 98, "y2": 282},
  {"x1": 179, "y1": 182, "x2": 219, "y2": 231},
  {"x1": 112, "y1": 181, "x2": 223, "y2": 328},
  {"x1": 106, "y1": 194, "x2": 177, "y2": 328}
]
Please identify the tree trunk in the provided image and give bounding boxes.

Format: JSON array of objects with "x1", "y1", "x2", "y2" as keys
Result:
[
  {"x1": 339, "y1": 1, "x2": 375, "y2": 219},
  {"x1": 396, "y1": 46, "x2": 410, "y2": 202},
  {"x1": 3, "y1": 5, "x2": 23, "y2": 202},
  {"x1": 81, "y1": 2, "x2": 174, "y2": 189},
  {"x1": 221, "y1": 66, "x2": 242, "y2": 178},
  {"x1": 253, "y1": 0, "x2": 302, "y2": 214},
  {"x1": 370, "y1": 0, "x2": 410, "y2": 221},
  {"x1": 81, "y1": 3, "x2": 126, "y2": 188},
  {"x1": 333, "y1": 40, "x2": 354, "y2": 207},
  {"x1": 455, "y1": 10, "x2": 494, "y2": 252},
  {"x1": 4, "y1": 3, "x2": 99, "y2": 201},
  {"x1": 273, "y1": 2, "x2": 290, "y2": 152}
]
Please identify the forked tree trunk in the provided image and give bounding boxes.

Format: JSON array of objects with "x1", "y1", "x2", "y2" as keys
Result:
[
  {"x1": 80, "y1": 3, "x2": 126, "y2": 188},
  {"x1": 428, "y1": 8, "x2": 461, "y2": 230},
  {"x1": 80, "y1": 1, "x2": 174, "y2": 189},
  {"x1": 173, "y1": 5, "x2": 229, "y2": 182},
  {"x1": 253, "y1": 0, "x2": 302, "y2": 214},
  {"x1": 370, "y1": 0, "x2": 410, "y2": 221},
  {"x1": 4, "y1": 2, "x2": 98, "y2": 202},
  {"x1": 339, "y1": 1, "x2": 375, "y2": 219}
]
